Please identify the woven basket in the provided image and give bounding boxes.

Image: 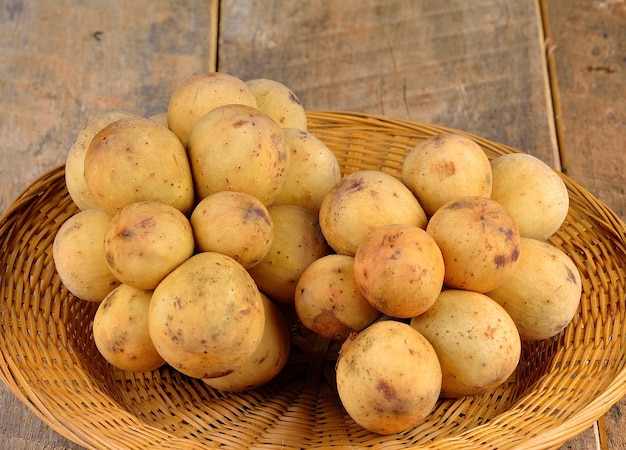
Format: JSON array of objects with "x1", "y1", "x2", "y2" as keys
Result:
[{"x1": 1, "y1": 111, "x2": 625, "y2": 450}]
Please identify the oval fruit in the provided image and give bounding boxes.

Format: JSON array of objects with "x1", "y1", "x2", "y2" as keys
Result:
[
  {"x1": 271, "y1": 128, "x2": 341, "y2": 212},
  {"x1": 246, "y1": 78, "x2": 308, "y2": 130},
  {"x1": 149, "y1": 252, "x2": 265, "y2": 379},
  {"x1": 93, "y1": 284, "x2": 165, "y2": 373},
  {"x1": 294, "y1": 254, "x2": 380, "y2": 341},
  {"x1": 410, "y1": 289, "x2": 521, "y2": 398},
  {"x1": 84, "y1": 116, "x2": 195, "y2": 215},
  {"x1": 402, "y1": 133, "x2": 492, "y2": 217},
  {"x1": 203, "y1": 294, "x2": 290, "y2": 392},
  {"x1": 247, "y1": 204, "x2": 331, "y2": 304},
  {"x1": 53, "y1": 208, "x2": 120, "y2": 302},
  {"x1": 353, "y1": 224, "x2": 445, "y2": 318},
  {"x1": 486, "y1": 237, "x2": 582, "y2": 341},
  {"x1": 336, "y1": 320, "x2": 442, "y2": 435},
  {"x1": 490, "y1": 153, "x2": 569, "y2": 241},
  {"x1": 319, "y1": 170, "x2": 428, "y2": 256},
  {"x1": 103, "y1": 201, "x2": 195, "y2": 290},
  {"x1": 186, "y1": 104, "x2": 291, "y2": 206},
  {"x1": 167, "y1": 72, "x2": 258, "y2": 146},
  {"x1": 426, "y1": 196, "x2": 520, "y2": 293},
  {"x1": 65, "y1": 110, "x2": 138, "y2": 211},
  {"x1": 190, "y1": 191, "x2": 274, "y2": 269}
]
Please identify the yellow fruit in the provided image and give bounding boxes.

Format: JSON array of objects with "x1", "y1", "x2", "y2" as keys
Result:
[
  {"x1": 149, "y1": 252, "x2": 265, "y2": 379},
  {"x1": 336, "y1": 320, "x2": 442, "y2": 435},
  {"x1": 411, "y1": 289, "x2": 521, "y2": 398}
]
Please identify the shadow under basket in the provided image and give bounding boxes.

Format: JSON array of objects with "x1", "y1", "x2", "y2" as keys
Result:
[{"x1": 1, "y1": 111, "x2": 625, "y2": 449}]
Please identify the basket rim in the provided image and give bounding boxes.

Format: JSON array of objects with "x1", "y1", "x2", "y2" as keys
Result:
[{"x1": 1, "y1": 110, "x2": 626, "y2": 450}]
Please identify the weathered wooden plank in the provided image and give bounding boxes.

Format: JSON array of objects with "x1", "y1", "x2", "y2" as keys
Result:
[
  {"x1": 544, "y1": 1, "x2": 626, "y2": 448},
  {"x1": 218, "y1": 0, "x2": 559, "y2": 166},
  {"x1": 528, "y1": 4, "x2": 626, "y2": 449},
  {"x1": 0, "y1": 1, "x2": 217, "y2": 448},
  {"x1": 0, "y1": 0, "x2": 216, "y2": 214},
  {"x1": 544, "y1": 0, "x2": 626, "y2": 219}
]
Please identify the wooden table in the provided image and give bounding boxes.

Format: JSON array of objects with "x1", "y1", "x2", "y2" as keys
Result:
[{"x1": 1, "y1": 1, "x2": 624, "y2": 448}]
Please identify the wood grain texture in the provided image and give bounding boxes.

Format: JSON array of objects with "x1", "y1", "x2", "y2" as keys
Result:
[
  {"x1": 218, "y1": 0, "x2": 559, "y2": 166},
  {"x1": 544, "y1": 1, "x2": 626, "y2": 448},
  {"x1": 0, "y1": 0, "x2": 216, "y2": 213},
  {"x1": 544, "y1": 0, "x2": 626, "y2": 219},
  {"x1": 0, "y1": 1, "x2": 216, "y2": 448}
]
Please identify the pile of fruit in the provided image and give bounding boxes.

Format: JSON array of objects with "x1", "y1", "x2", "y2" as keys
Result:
[{"x1": 53, "y1": 72, "x2": 582, "y2": 436}]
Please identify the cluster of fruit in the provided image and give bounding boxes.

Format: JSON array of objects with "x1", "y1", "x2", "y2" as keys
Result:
[{"x1": 52, "y1": 71, "x2": 581, "y2": 436}]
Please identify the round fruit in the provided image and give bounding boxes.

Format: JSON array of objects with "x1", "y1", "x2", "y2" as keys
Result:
[
  {"x1": 248, "y1": 204, "x2": 331, "y2": 304},
  {"x1": 319, "y1": 170, "x2": 428, "y2": 256},
  {"x1": 149, "y1": 252, "x2": 265, "y2": 379},
  {"x1": 486, "y1": 237, "x2": 582, "y2": 341},
  {"x1": 353, "y1": 224, "x2": 445, "y2": 318},
  {"x1": 410, "y1": 289, "x2": 521, "y2": 398},
  {"x1": 490, "y1": 153, "x2": 569, "y2": 241},
  {"x1": 93, "y1": 284, "x2": 165, "y2": 373},
  {"x1": 190, "y1": 191, "x2": 274, "y2": 269},
  {"x1": 103, "y1": 201, "x2": 195, "y2": 290},
  {"x1": 203, "y1": 294, "x2": 290, "y2": 392},
  {"x1": 65, "y1": 110, "x2": 138, "y2": 211},
  {"x1": 401, "y1": 133, "x2": 492, "y2": 217},
  {"x1": 53, "y1": 208, "x2": 120, "y2": 302},
  {"x1": 271, "y1": 128, "x2": 341, "y2": 212},
  {"x1": 426, "y1": 196, "x2": 521, "y2": 293},
  {"x1": 246, "y1": 78, "x2": 308, "y2": 130},
  {"x1": 167, "y1": 72, "x2": 258, "y2": 146},
  {"x1": 186, "y1": 104, "x2": 291, "y2": 206},
  {"x1": 336, "y1": 320, "x2": 442, "y2": 435},
  {"x1": 294, "y1": 254, "x2": 380, "y2": 341},
  {"x1": 84, "y1": 116, "x2": 195, "y2": 215}
]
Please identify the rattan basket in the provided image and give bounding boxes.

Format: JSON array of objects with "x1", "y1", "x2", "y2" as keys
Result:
[{"x1": 1, "y1": 111, "x2": 625, "y2": 450}]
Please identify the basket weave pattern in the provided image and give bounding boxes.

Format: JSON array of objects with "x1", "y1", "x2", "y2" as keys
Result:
[{"x1": 1, "y1": 111, "x2": 625, "y2": 449}]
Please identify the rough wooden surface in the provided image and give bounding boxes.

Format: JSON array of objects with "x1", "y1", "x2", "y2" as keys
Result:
[
  {"x1": 219, "y1": 0, "x2": 559, "y2": 166},
  {"x1": 544, "y1": 1, "x2": 626, "y2": 446},
  {"x1": 1, "y1": 0, "x2": 624, "y2": 448}
]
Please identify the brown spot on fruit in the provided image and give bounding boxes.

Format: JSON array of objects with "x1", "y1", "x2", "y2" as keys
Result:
[
  {"x1": 377, "y1": 379, "x2": 397, "y2": 401},
  {"x1": 432, "y1": 160, "x2": 456, "y2": 179}
]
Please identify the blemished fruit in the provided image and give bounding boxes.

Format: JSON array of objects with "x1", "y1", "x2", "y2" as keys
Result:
[
  {"x1": 190, "y1": 191, "x2": 274, "y2": 269},
  {"x1": 103, "y1": 201, "x2": 195, "y2": 290},
  {"x1": 486, "y1": 237, "x2": 582, "y2": 341},
  {"x1": 353, "y1": 224, "x2": 445, "y2": 319},
  {"x1": 202, "y1": 294, "x2": 290, "y2": 392},
  {"x1": 294, "y1": 254, "x2": 380, "y2": 341},
  {"x1": 65, "y1": 110, "x2": 139, "y2": 211},
  {"x1": 271, "y1": 128, "x2": 342, "y2": 212},
  {"x1": 490, "y1": 153, "x2": 569, "y2": 241},
  {"x1": 426, "y1": 196, "x2": 521, "y2": 293},
  {"x1": 319, "y1": 170, "x2": 428, "y2": 256},
  {"x1": 246, "y1": 78, "x2": 308, "y2": 130},
  {"x1": 186, "y1": 104, "x2": 291, "y2": 206},
  {"x1": 84, "y1": 116, "x2": 195, "y2": 215},
  {"x1": 401, "y1": 132, "x2": 492, "y2": 217},
  {"x1": 248, "y1": 204, "x2": 331, "y2": 304},
  {"x1": 167, "y1": 72, "x2": 258, "y2": 146},
  {"x1": 54, "y1": 71, "x2": 582, "y2": 435},
  {"x1": 53, "y1": 208, "x2": 120, "y2": 302},
  {"x1": 336, "y1": 320, "x2": 442, "y2": 435},
  {"x1": 93, "y1": 284, "x2": 165, "y2": 373},
  {"x1": 410, "y1": 289, "x2": 521, "y2": 398},
  {"x1": 149, "y1": 252, "x2": 265, "y2": 379}
]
